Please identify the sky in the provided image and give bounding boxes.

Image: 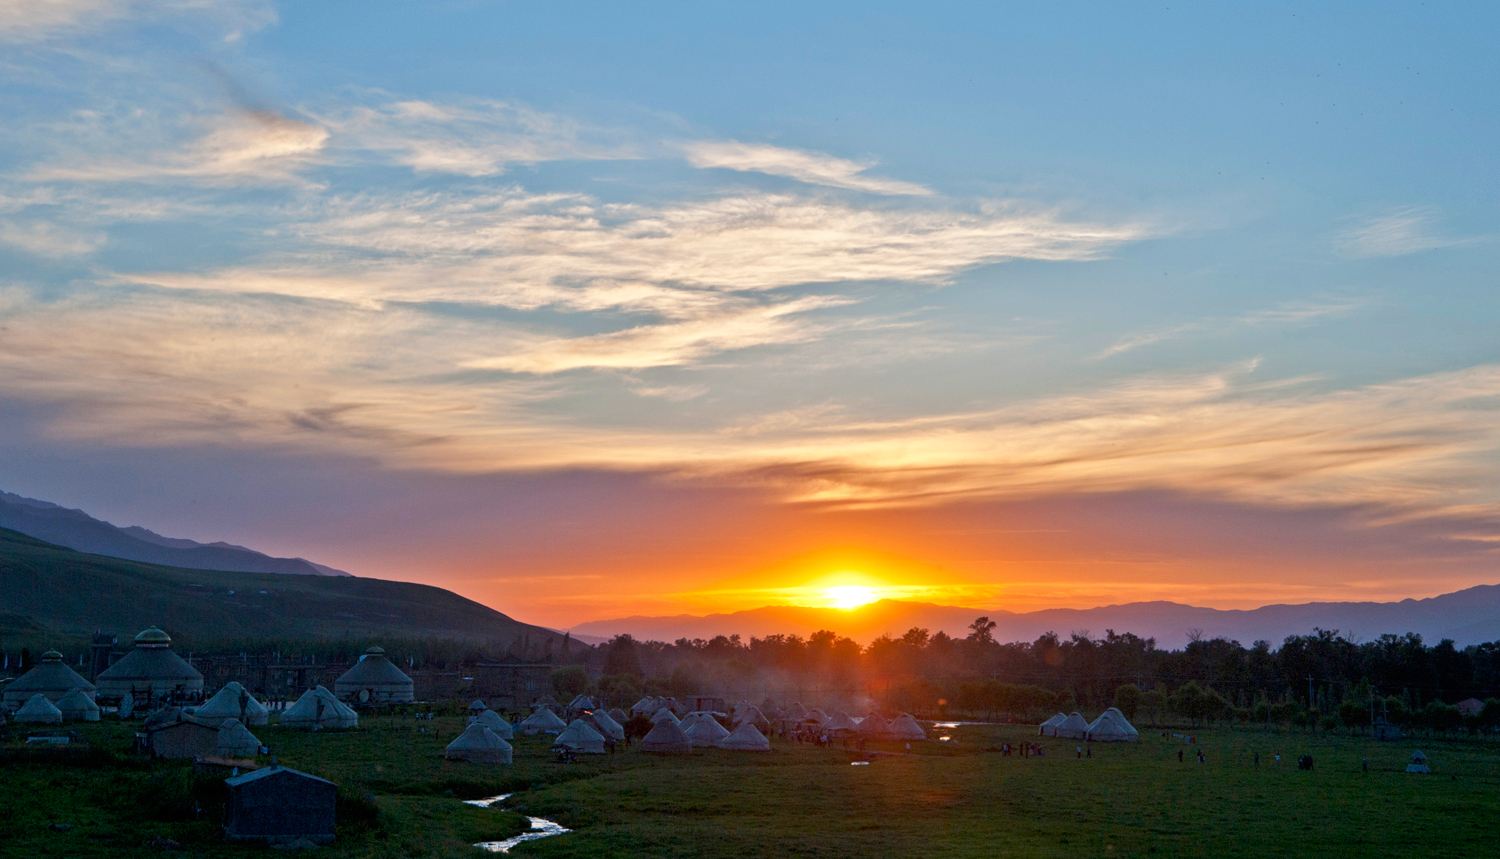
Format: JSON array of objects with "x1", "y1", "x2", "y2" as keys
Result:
[{"x1": 1, "y1": 1, "x2": 1498, "y2": 630}]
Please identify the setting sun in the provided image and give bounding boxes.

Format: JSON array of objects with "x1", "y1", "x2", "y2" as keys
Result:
[{"x1": 825, "y1": 585, "x2": 880, "y2": 610}]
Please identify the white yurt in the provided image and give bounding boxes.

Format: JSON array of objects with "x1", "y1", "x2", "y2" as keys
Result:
[
  {"x1": 735, "y1": 705, "x2": 770, "y2": 730},
  {"x1": 56, "y1": 688, "x2": 101, "y2": 722},
  {"x1": 781, "y1": 702, "x2": 809, "y2": 724},
  {"x1": 472, "y1": 709, "x2": 514, "y2": 740},
  {"x1": 640, "y1": 718, "x2": 693, "y2": 753},
  {"x1": 630, "y1": 697, "x2": 657, "y2": 716},
  {"x1": 94, "y1": 628, "x2": 203, "y2": 701},
  {"x1": 586, "y1": 709, "x2": 625, "y2": 741},
  {"x1": 888, "y1": 713, "x2": 927, "y2": 741},
  {"x1": 1038, "y1": 713, "x2": 1067, "y2": 736},
  {"x1": 676, "y1": 712, "x2": 702, "y2": 733},
  {"x1": 280, "y1": 686, "x2": 359, "y2": 729},
  {"x1": 446, "y1": 723, "x2": 513, "y2": 764},
  {"x1": 718, "y1": 721, "x2": 770, "y2": 751},
  {"x1": 195, "y1": 682, "x2": 270, "y2": 727},
  {"x1": 553, "y1": 719, "x2": 607, "y2": 754},
  {"x1": 1054, "y1": 712, "x2": 1089, "y2": 740},
  {"x1": 824, "y1": 711, "x2": 859, "y2": 734},
  {"x1": 567, "y1": 694, "x2": 595, "y2": 712},
  {"x1": 467, "y1": 699, "x2": 488, "y2": 717},
  {"x1": 803, "y1": 708, "x2": 829, "y2": 725},
  {"x1": 14, "y1": 693, "x2": 63, "y2": 725},
  {"x1": 1085, "y1": 707, "x2": 1139, "y2": 742},
  {"x1": 334, "y1": 647, "x2": 414, "y2": 704},
  {"x1": 650, "y1": 707, "x2": 680, "y2": 725},
  {"x1": 217, "y1": 718, "x2": 263, "y2": 757},
  {"x1": 608, "y1": 707, "x2": 630, "y2": 726},
  {"x1": 2, "y1": 650, "x2": 95, "y2": 712},
  {"x1": 519, "y1": 707, "x2": 568, "y2": 735},
  {"x1": 857, "y1": 714, "x2": 892, "y2": 738},
  {"x1": 686, "y1": 716, "x2": 730, "y2": 748}
]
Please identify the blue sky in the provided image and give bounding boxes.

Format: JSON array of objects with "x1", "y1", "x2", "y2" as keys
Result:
[{"x1": 1, "y1": 1, "x2": 1497, "y2": 625}]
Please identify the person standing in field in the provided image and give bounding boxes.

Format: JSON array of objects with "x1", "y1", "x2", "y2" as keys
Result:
[
  {"x1": 1076, "y1": 746, "x2": 1082, "y2": 759},
  {"x1": 1178, "y1": 749, "x2": 1183, "y2": 763}
]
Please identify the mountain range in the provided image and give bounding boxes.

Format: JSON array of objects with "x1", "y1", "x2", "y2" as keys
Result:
[
  {"x1": 574, "y1": 586, "x2": 1500, "y2": 649},
  {"x1": 0, "y1": 490, "x2": 350, "y2": 576}
]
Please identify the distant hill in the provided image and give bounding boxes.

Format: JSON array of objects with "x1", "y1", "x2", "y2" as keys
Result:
[
  {"x1": 0, "y1": 527, "x2": 564, "y2": 646},
  {"x1": 0, "y1": 490, "x2": 350, "y2": 576},
  {"x1": 575, "y1": 587, "x2": 1500, "y2": 649}
]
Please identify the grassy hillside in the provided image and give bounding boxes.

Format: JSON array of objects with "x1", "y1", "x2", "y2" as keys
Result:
[{"x1": 0, "y1": 527, "x2": 559, "y2": 646}]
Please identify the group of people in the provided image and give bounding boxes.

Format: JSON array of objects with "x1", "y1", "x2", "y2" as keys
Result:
[{"x1": 999, "y1": 742, "x2": 1044, "y2": 757}]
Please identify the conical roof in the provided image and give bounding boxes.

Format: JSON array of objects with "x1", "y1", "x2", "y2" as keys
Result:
[
  {"x1": 519, "y1": 707, "x2": 568, "y2": 733},
  {"x1": 586, "y1": 709, "x2": 625, "y2": 741},
  {"x1": 803, "y1": 708, "x2": 829, "y2": 724},
  {"x1": 143, "y1": 705, "x2": 185, "y2": 729},
  {"x1": 630, "y1": 697, "x2": 656, "y2": 714},
  {"x1": 888, "y1": 713, "x2": 927, "y2": 741},
  {"x1": 95, "y1": 628, "x2": 202, "y2": 697},
  {"x1": 3, "y1": 651, "x2": 95, "y2": 709},
  {"x1": 446, "y1": 722, "x2": 513, "y2": 764},
  {"x1": 15, "y1": 693, "x2": 63, "y2": 724},
  {"x1": 554, "y1": 719, "x2": 607, "y2": 754},
  {"x1": 56, "y1": 688, "x2": 101, "y2": 722},
  {"x1": 1054, "y1": 712, "x2": 1089, "y2": 739},
  {"x1": 685, "y1": 716, "x2": 730, "y2": 747},
  {"x1": 217, "y1": 718, "x2": 262, "y2": 757},
  {"x1": 677, "y1": 712, "x2": 702, "y2": 733},
  {"x1": 782, "y1": 702, "x2": 808, "y2": 722},
  {"x1": 280, "y1": 686, "x2": 358, "y2": 729},
  {"x1": 1085, "y1": 707, "x2": 1139, "y2": 742},
  {"x1": 735, "y1": 705, "x2": 770, "y2": 729},
  {"x1": 334, "y1": 647, "x2": 414, "y2": 702},
  {"x1": 567, "y1": 694, "x2": 595, "y2": 711},
  {"x1": 1038, "y1": 712, "x2": 1067, "y2": 736},
  {"x1": 468, "y1": 699, "x2": 487, "y2": 712},
  {"x1": 640, "y1": 718, "x2": 693, "y2": 753},
  {"x1": 651, "y1": 707, "x2": 680, "y2": 725},
  {"x1": 607, "y1": 708, "x2": 630, "y2": 725},
  {"x1": 195, "y1": 682, "x2": 269, "y2": 727},
  {"x1": 473, "y1": 709, "x2": 513, "y2": 739},
  {"x1": 857, "y1": 714, "x2": 892, "y2": 737},
  {"x1": 824, "y1": 711, "x2": 859, "y2": 733},
  {"x1": 719, "y1": 721, "x2": 770, "y2": 751}
]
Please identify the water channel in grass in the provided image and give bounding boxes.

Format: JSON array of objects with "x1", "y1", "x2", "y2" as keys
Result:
[{"x1": 463, "y1": 794, "x2": 571, "y2": 853}]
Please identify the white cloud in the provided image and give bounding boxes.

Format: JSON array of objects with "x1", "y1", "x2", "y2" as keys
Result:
[
  {"x1": 684, "y1": 140, "x2": 933, "y2": 196},
  {"x1": 0, "y1": 0, "x2": 275, "y2": 43},
  {"x1": 1336, "y1": 207, "x2": 1478, "y2": 258},
  {"x1": 0, "y1": 219, "x2": 104, "y2": 257},
  {"x1": 1095, "y1": 297, "x2": 1364, "y2": 359}
]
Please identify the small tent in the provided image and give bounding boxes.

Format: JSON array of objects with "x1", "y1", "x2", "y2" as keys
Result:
[
  {"x1": 567, "y1": 694, "x2": 595, "y2": 712},
  {"x1": 586, "y1": 709, "x2": 625, "y2": 741},
  {"x1": 1085, "y1": 707, "x2": 1139, "y2": 742},
  {"x1": 824, "y1": 711, "x2": 859, "y2": 734},
  {"x1": 218, "y1": 718, "x2": 263, "y2": 757},
  {"x1": 279, "y1": 686, "x2": 358, "y2": 730},
  {"x1": 888, "y1": 713, "x2": 927, "y2": 741},
  {"x1": 1054, "y1": 712, "x2": 1089, "y2": 740},
  {"x1": 14, "y1": 693, "x2": 63, "y2": 725},
  {"x1": 467, "y1": 699, "x2": 487, "y2": 717},
  {"x1": 857, "y1": 714, "x2": 892, "y2": 738},
  {"x1": 519, "y1": 707, "x2": 568, "y2": 735},
  {"x1": 56, "y1": 688, "x2": 101, "y2": 722},
  {"x1": 685, "y1": 716, "x2": 730, "y2": 748},
  {"x1": 640, "y1": 718, "x2": 693, "y2": 754},
  {"x1": 446, "y1": 723, "x2": 514, "y2": 764},
  {"x1": 719, "y1": 721, "x2": 770, "y2": 751},
  {"x1": 650, "y1": 707, "x2": 681, "y2": 725},
  {"x1": 196, "y1": 682, "x2": 270, "y2": 727},
  {"x1": 1406, "y1": 750, "x2": 1431, "y2": 774},
  {"x1": 554, "y1": 719, "x2": 607, "y2": 754},
  {"x1": 1038, "y1": 713, "x2": 1067, "y2": 736},
  {"x1": 608, "y1": 707, "x2": 630, "y2": 726},
  {"x1": 630, "y1": 697, "x2": 657, "y2": 716},
  {"x1": 781, "y1": 702, "x2": 809, "y2": 724},
  {"x1": 677, "y1": 712, "x2": 702, "y2": 734},
  {"x1": 472, "y1": 709, "x2": 514, "y2": 740}
]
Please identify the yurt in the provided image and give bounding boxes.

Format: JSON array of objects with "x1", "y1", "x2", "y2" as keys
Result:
[
  {"x1": 586, "y1": 709, "x2": 625, "y2": 741},
  {"x1": 608, "y1": 707, "x2": 630, "y2": 726},
  {"x1": 554, "y1": 719, "x2": 607, "y2": 754},
  {"x1": 519, "y1": 707, "x2": 568, "y2": 735},
  {"x1": 472, "y1": 709, "x2": 514, "y2": 740},
  {"x1": 630, "y1": 697, "x2": 657, "y2": 716},
  {"x1": 467, "y1": 699, "x2": 488, "y2": 718},
  {"x1": 735, "y1": 706, "x2": 770, "y2": 730},
  {"x1": 333, "y1": 647, "x2": 414, "y2": 704},
  {"x1": 143, "y1": 705, "x2": 185, "y2": 730},
  {"x1": 685, "y1": 716, "x2": 730, "y2": 748},
  {"x1": 2, "y1": 650, "x2": 95, "y2": 712},
  {"x1": 1038, "y1": 713, "x2": 1067, "y2": 736},
  {"x1": 195, "y1": 682, "x2": 270, "y2": 727},
  {"x1": 1054, "y1": 712, "x2": 1089, "y2": 740},
  {"x1": 567, "y1": 694, "x2": 595, "y2": 712},
  {"x1": 1406, "y1": 751, "x2": 1431, "y2": 774},
  {"x1": 857, "y1": 714, "x2": 892, "y2": 738},
  {"x1": 639, "y1": 718, "x2": 693, "y2": 754},
  {"x1": 782, "y1": 702, "x2": 809, "y2": 724},
  {"x1": 217, "y1": 718, "x2": 263, "y2": 757},
  {"x1": 824, "y1": 711, "x2": 859, "y2": 734},
  {"x1": 446, "y1": 723, "x2": 513, "y2": 764},
  {"x1": 676, "y1": 712, "x2": 703, "y2": 733},
  {"x1": 1085, "y1": 708, "x2": 1139, "y2": 742},
  {"x1": 888, "y1": 713, "x2": 927, "y2": 741},
  {"x1": 280, "y1": 686, "x2": 358, "y2": 730},
  {"x1": 56, "y1": 688, "x2": 101, "y2": 722},
  {"x1": 650, "y1": 707, "x2": 681, "y2": 725},
  {"x1": 14, "y1": 693, "x2": 63, "y2": 724},
  {"x1": 95, "y1": 627, "x2": 203, "y2": 702},
  {"x1": 718, "y1": 721, "x2": 770, "y2": 751},
  {"x1": 803, "y1": 708, "x2": 829, "y2": 725}
]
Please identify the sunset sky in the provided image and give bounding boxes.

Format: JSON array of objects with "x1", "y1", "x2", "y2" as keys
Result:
[{"x1": 1, "y1": 2, "x2": 1497, "y2": 630}]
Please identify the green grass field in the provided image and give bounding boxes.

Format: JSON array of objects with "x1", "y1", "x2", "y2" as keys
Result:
[{"x1": 3, "y1": 716, "x2": 1496, "y2": 858}]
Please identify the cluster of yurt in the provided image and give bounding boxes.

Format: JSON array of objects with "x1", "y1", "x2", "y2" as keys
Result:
[
  {"x1": 333, "y1": 647, "x2": 414, "y2": 705},
  {"x1": 1038, "y1": 708, "x2": 1139, "y2": 742},
  {"x1": 2, "y1": 650, "x2": 96, "y2": 716},
  {"x1": 630, "y1": 695, "x2": 682, "y2": 718}
]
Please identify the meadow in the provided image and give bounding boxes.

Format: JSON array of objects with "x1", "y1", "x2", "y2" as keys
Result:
[{"x1": 3, "y1": 715, "x2": 1497, "y2": 858}]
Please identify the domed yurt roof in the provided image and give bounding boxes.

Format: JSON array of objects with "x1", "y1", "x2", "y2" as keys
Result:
[
  {"x1": 217, "y1": 718, "x2": 263, "y2": 757},
  {"x1": 519, "y1": 707, "x2": 568, "y2": 734},
  {"x1": 56, "y1": 688, "x2": 101, "y2": 722},
  {"x1": 719, "y1": 721, "x2": 770, "y2": 751},
  {"x1": 887, "y1": 713, "x2": 927, "y2": 741},
  {"x1": 685, "y1": 716, "x2": 730, "y2": 747},
  {"x1": 857, "y1": 714, "x2": 892, "y2": 737},
  {"x1": 554, "y1": 719, "x2": 607, "y2": 754},
  {"x1": 472, "y1": 709, "x2": 514, "y2": 739},
  {"x1": 334, "y1": 647, "x2": 414, "y2": 700},
  {"x1": 824, "y1": 711, "x2": 859, "y2": 733},
  {"x1": 95, "y1": 627, "x2": 203, "y2": 697},
  {"x1": 650, "y1": 707, "x2": 680, "y2": 725},
  {"x1": 1085, "y1": 707, "x2": 1139, "y2": 742},
  {"x1": 2, "y1": 650, "x2": 95, "y2": 708},
  {"x1": 15, "y1": 693, "x2": 63, "y2": 724},
  {"x1": 446, "y1": 722, "x2": 513, "y2": 764},
  {"x1": 1054, "y1": 712, "x2": 1089, "y2": 739},
  {"x1": 639, "y1": 718, "x2": 693, "y2": 754}
]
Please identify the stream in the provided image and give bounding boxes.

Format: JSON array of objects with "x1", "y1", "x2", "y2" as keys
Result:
[{"x1": 463, "y1": 794, "x2": 571, "y2": 854}]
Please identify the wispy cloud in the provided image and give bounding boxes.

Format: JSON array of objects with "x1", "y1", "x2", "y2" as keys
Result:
[
  {"x1": 0, "y1": 0, "x2": 276, "y2": 44},
  {"x1": 0, "y1": 219, "x2": 104, "y2": 257},
  {"x1": 1336, "y1": 206, "x2": 1478, "y2": 258},
  {"x1": 1095, "y1": 297, "x2": 1363, "y2": 359},
  {"x1": 684, "y1": 140, "x2": 933, "y2": 196}
]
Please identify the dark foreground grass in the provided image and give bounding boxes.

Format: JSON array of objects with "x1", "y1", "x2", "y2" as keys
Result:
[{"x1": 2, "y1": 718, "x2": 1497, "y2": 858}]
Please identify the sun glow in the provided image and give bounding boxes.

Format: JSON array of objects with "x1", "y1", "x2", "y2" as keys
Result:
[{"x1": 824, "y1": 585, "x2": 880, "y2": 610}]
